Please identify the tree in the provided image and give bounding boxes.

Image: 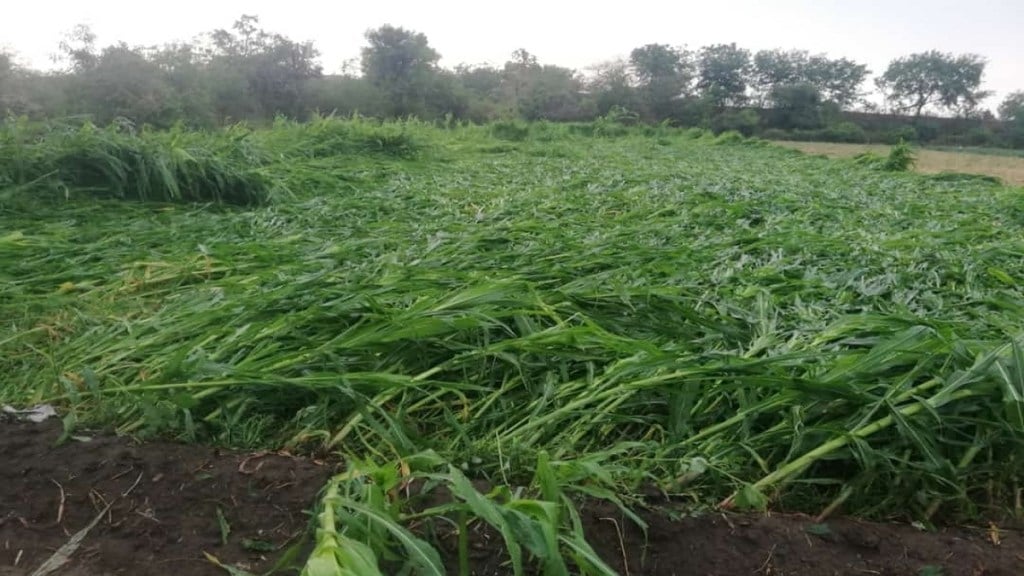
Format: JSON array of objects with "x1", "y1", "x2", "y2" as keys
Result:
[
  {"x1": 518, "y1": 65, "x2": 588, "y2": 121},
  {"x1": 207, "y1": 15, "x2": 322, "y2": 119},
  {"x1": 453, "y1": 64, "x2": 504, "y2": 122},
  {"x1": 696, "y1": 43, "x2": 751, "y2": 107},
  {"x1": 752, "y1": 49, "x2": 868, "y2": 109},
  {"x1": 455, "y1": 64, "x2": 503, "y2": 100},
  {"x1": 768, "y1": 83, "x2": 824, "y2": 129},
  {"x1": 586, "y1": 59, "x2": 637, "y2": 116},
  {"x1": 57, "y1": 24, "x2": 98, "y2": 72},
  {"x1": 361, "y1": 25, "x2": 441, "y2": 117},
  {"x1": 0, "y1": 51, "x2": 12, "y2": 78},
  {"x1": 876, "y1": 51, "x2": 989, "y2": 118},
  {"x1": 498, "y1": 51, "x2": 588, "y2": 120},
  {"x1": 751, "y1": 49, "x2": 808, "y2": 105},
  {"x1": 0, "y1": 51, "x2": 22, "y2": 113},
  {"x1": 998, "y1": 91, "x2": 1024, "y2": 121},
  {"x1": 150, "y1": 43, "x2": 215, "y2": 126},
  {"x1": 73, "y1": 43, "x2": 180, "y2": 126},
  {"x1": 803, "y1": 56, "x2": 868, "y2": 108},
  {"x1": 501, "y1": 49, "x2": 540, "y2": 116},
  {"x1": 307, "y1": 75, "x2": 387, "y2": 117},
  {"x1": 1000, "y1": 92, "x2": 1024, "y2": 148},
  {"x1": 629, "y1": 44, "x2": 690, "y2": 120}
]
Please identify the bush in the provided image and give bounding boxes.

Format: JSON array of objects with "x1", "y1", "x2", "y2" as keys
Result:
[
  {"x1": 914, "y1": 123, "x2": 939, "y2": 143},
  {"x1": 883, "y1": 139, "x2": 916, "y2": 171},
  {"x1": 856, "y1": 140, "x2": 916, "y2": 172},
  {"x1": 712, "y1": 130, "x2": 745, "y2": 145},
  {"x1": 529, "y1": 121, "x2": 564, "y2": 142},
  {"x1": 592, "y1": 119, "x2": 630, "y2": 138},
  {"x1": 963, "y1": 127, "x2": 998, "y2": 147},
  {"x1": 603, "y1": 105, "x2": 640, "y2": 126},
  {"x1": 879, "y1": 125, "x2": 918, "y2": 144},
  {"x1": 491, "y1": 120, "x2": 531, "y2": 141},
  {"x1": 1010, "y1": 124, "x2": 1024, "y2": 149},
  {"x1": 760, "y1": 128, "x2": 791, "y2": 141},
  {"x1": 681, "y1": 127, "x2": 709, "y2": 140},
  {"x1": 566, "y1": 123, "x2": 596, "y2": 137},
  {"x1": 711, "y1": 109, "x2": 760, "y2": 136},
  {"x1": 821, "y1": 122, "x2": 867, "y2": 143}
]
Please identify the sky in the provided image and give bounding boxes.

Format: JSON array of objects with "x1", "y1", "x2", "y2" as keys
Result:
[{"x1": 2, "y1": 0, "x2": 1021, "y2": 107}]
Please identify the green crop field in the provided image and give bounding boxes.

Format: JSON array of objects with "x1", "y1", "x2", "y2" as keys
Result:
[{"x1": 3, "y1": 117, "x2": 1024, "y2": 574}]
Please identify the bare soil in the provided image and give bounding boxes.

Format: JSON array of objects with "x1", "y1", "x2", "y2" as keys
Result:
[
  {"x1": 2, "y1": 419, "x2": 1022, "y2": 575},
  {"x1": 0, "y1": 419, "x2": 331, "y2": 575}
]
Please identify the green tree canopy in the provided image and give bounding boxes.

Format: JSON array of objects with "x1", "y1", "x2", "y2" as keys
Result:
[
  {"x1": 0, "y1": 51, "x2": 24, "y2": 114},
  {"x1": 586, "y1": 59, "x2": 637, "y2": 116},
  {"x1": 696, "y1": 43, "x2": 751, "y2": 107},
  {"x1": 876, "y1": 51, "x2": 989, "y2": 117},
  {"x1": 629, "y1": 44, "x2": 691, "y2": 119},
  {"x1": 803, "y1": 55, "x2": 868, "y2": 108},
  {"x1": 207, "y1": 15, "x2": 322, "y2": 119},
  {"x1": 361, "y1": 25, "x2": 441, "y2": 117},
  {"x1": 752, "y1": 49, "x2": 807, "y2": 104},
  {"x1": 768, "y1": 83, "x2": 824, "y2": 129},
  {"x1": 752, "y1": 49, "x2": 868, "y2": 108},
  {"x1": 76, "y1": 43, "x2": 180, "y2": 126},
  {"x1": 998, "y1": 91, "x2": 1024, "y2": 121},
  {"x1": 499, "y1": 51, "x2": 588, "y2": 121}
]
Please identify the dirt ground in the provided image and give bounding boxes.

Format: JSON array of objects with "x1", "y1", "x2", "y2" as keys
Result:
[
  {"x1": 2, "y1": 419, "x2": 1022, "y2": 576},
  {"x1": 773, "y1": 141, "x2": 1024, "y2": 186},
  {"x1": 0, "y1": 418, "x2": 332, "y2": 576}
]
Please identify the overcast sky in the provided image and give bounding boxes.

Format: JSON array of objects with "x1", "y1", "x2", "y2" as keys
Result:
[{"x1": 2, "y1": 0, "x2": 1021, "y2": 106}]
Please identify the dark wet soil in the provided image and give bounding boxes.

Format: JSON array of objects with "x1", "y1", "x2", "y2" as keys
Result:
[
  {"x1": 2, "y1": 419, "x2": 1021, "y2": 575},
  {"x1": 0, "y1": 419, "x2": 331, "y2": 575}
]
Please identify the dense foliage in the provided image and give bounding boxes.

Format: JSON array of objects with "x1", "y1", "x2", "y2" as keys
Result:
[
  {"x1": 2, "y1": 119, "x2": 1024, "y2": 572},
  {"x1": 1, "y1": 16, "x2": 1021, "y2": 148}
]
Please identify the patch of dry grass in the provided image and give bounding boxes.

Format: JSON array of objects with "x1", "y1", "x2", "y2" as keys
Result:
[{"x1": 774, "y1": 141, "x2": 1024, "y2": 186}]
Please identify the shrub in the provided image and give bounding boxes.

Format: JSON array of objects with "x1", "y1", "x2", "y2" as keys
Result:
[
  {"x1": 681, "y1": 127, "x2": 708, "y2": 140},
  {"x1": 592, "y1": 119, "x2": 630, "y2": 138},
  {"x1": 711, "y1": 109, "x2": 760, "y2": 136},
  {"x1": 490, "y1": 120, "x2": 531, "y2": 141},
  {"x1": 712, "y1": 130, "x2": 745, "y2": 145},
  {"x1": 821, "y1": 122, "x2": 867, "y2": 143},
  {"x1": 963, "y1": 127, "x2": 997, "y2": 147},
  {"x1": 566, "y1": 123, "x2": 596, "y2": 137},
  {"x1": 603, "y1": 105, "x2": 640, "y2": 126},
  {"x1": 760, "y1": 128, "x2": 791, "y2": 141},
  {"x1": 883, "y1": 139, "x2": 916, "y2": 171},
  {"x1": 529, "y1": 121, "x2": 563, "y2": 142},
  {"x1": 880, "y1": 126, "x2": 918, "y2": 144},
  {"x1": 851, "y1": 140, "x2": 916, "y2": 172}
]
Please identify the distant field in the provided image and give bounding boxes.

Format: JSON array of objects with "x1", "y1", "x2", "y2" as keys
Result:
[{"x1": 774, "y1": 141, "x2": 1024, "y2": 185}]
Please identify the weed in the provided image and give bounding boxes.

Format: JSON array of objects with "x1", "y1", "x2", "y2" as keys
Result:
[{"x1": 884, "y1": 139, "x2": 917, "y2": 171}]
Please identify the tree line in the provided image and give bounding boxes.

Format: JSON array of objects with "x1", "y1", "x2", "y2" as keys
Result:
[{"x1": 1, "y1": 16, "x2": 1022, "y2": 147}]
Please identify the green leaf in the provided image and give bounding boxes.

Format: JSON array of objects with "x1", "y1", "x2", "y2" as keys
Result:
[
  {"x1": 734, "y1": 484, "x2": 768, "y2": 511},
  {"x1": 216, "y1": 507, "x2": 231, "y2": 546}
]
